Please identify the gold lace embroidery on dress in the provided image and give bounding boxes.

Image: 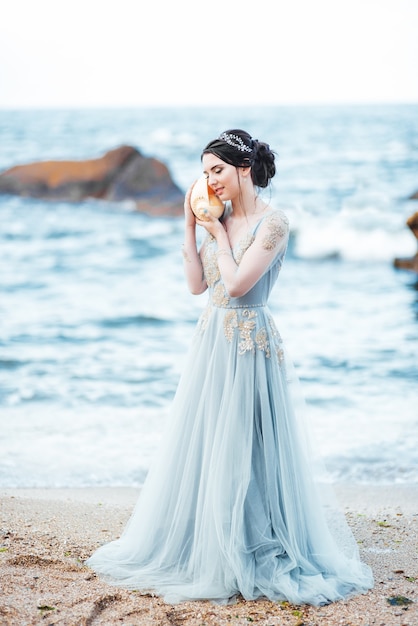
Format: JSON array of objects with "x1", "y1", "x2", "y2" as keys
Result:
[
  {"x1": 268, "y1": 315, "x2": 282, "y2": 342},
  {"x1": 224, "y1": 310, "x2": 238, "y2": 342},
  {"x1": 220, "y1": 309, "x2": 285, "y2": 364},
  {"x1": 202, "y1": 236, "x2": 220, "y2": 287},
  {"x1": 200, "y1": 217, "x2": 287, "y2": 365},
  {"x1": 212, "y1": 283, "x2": 230, "y2": 307},
  {"x1": 197, "y1": 305, "x2": 212, "y2": 334},
  {"x1": 234, "y1": 233, "x2": 255, "y2": 265},
  {"x1": 261, "y1": 212, "x2": 289, "y2": 251},
  {"x1": 277, "y1": 346, "x2": 285, "y2": 364},
  {"x1": 238, "y1": 310, "x2": 257, "y2": 354},
  {"x1": 255, "y1": 327, "x2": 271, "y2": 358},
  {"x1": 268, "y1": 315, "x2": 285, "y2": 365}
]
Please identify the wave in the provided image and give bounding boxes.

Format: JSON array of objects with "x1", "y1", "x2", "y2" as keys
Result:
[
  {"x1": 0, "y1": 358, "x2": 27, "y2": 370},
  {"x1": 325, "y1": 451, "x2": 418, "y2": 484},
  {"x1": 289, "y1": 205, "x2": 417, "y2": 262},
  {"x1": 99, "y1": 314, "x2": 171, "y2": 328},
  {"x1": 2, "y1": 281, "x2": 48, "y2": 292}
]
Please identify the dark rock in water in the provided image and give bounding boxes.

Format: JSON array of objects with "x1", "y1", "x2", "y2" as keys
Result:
[
  {"x1": 406, "y1": 211, "x2": 418, "y2": 239},
  {"x1": 0, "y1": 146, "x2": 184, "y2": 216},
  {"x1": 105, "y1": 150, "x2": 185, "y2": 216},
  {"x1": 410, "y1": 190, "x2": 418, "y2": 200},
  {"x1": 394, "y1": 254, "x2": 418, "y2": 272},
  {"x1": 394, "y1": 211, "x2": 418, "y2": 273}
]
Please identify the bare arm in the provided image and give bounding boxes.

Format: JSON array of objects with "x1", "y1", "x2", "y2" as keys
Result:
[{"x1": 201, "y1": 211, "x2": 289, "y2": 298}]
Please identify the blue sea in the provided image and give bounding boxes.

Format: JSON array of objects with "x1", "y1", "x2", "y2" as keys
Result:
[{"x1": 0, "y1": 105, "x2": 417, "y2": 488}]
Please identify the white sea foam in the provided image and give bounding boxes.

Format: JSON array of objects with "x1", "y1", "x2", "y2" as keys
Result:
[{"x1": 290, "y1": 205, "x2": 417, "y2": 261}]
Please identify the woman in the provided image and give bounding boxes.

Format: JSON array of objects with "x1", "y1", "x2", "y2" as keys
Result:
[{"x1": 87, "y1": 129, "x2": 373, "y2": 605}]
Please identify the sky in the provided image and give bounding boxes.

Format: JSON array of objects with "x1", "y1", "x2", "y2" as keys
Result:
[{"x1": 0, "y1": 0, "x2": 417, "y2": 109}]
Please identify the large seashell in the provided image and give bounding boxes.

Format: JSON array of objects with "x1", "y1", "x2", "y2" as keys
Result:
[{"x1": 190, "y1": 176, "x2": 224, "y2": 221}]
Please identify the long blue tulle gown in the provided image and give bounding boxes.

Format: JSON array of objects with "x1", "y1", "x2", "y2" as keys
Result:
[{"x1": 87, "y1": 209, "x2": 373, "y2": 605}]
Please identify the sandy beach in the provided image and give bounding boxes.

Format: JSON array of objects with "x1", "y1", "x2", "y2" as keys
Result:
[{"x1": 1, "y1": 485, "x2": 417, "y2": 626}]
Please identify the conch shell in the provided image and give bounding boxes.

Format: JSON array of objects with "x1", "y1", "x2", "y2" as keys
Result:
[{"x1": 190, "y1": 176, "x2": 224, "y2": 221}]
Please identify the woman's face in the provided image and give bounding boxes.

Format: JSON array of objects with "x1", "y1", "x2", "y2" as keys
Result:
[{"x1": 202, "y1": 153, "x2": 241, "y2": 202}]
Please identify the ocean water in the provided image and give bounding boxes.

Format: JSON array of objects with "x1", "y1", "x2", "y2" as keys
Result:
[{"x1": 0, "y1": 105, "x2": 417, "y2": 488}]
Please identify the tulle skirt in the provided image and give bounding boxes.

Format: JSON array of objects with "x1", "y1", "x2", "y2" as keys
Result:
[{"x1": 87, "y1": 304, "x2": 373, "y2": 605}]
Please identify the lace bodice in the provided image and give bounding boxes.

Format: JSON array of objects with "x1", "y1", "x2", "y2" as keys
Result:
[{"x1": 202, "y1": 209, "x2": 289, "y2": 309}]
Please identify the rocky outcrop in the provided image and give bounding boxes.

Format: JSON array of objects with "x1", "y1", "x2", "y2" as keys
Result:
[
  {"x1": 409, "y1": 190, "x2": 418, "y2": 200},
  {"x1": 406, "y1": 211, "x2": 418, "y2": 239},
  {"x1": 394, "y1": 211, "x2": 418, "y2": 273},
  {"x1": 0, "y1": 146, "x2": 184, "y2": 216}
]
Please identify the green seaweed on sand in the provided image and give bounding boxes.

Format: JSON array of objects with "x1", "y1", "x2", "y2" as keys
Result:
[{"x1": 386, "y1": 595, "x2": 413, "y2": 606}]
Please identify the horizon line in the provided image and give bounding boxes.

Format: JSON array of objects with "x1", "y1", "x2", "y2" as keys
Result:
[{"x1": 0, "y1": 100, "x2": 418, "y2": 112}]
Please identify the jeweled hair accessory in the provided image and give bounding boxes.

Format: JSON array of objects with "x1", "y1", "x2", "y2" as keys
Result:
[{"x1": 218, "y1": 132, "x2": 253, "y2": 153}]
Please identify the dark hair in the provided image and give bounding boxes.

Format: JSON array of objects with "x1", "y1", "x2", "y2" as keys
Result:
[{"x1": 201, "y1": 129, "x2": 276, "y2": 188}]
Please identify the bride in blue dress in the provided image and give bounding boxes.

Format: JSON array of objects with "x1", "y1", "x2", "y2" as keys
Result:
[{"x1": 87, "y1": 129, "x2": 373, "y2": 605}]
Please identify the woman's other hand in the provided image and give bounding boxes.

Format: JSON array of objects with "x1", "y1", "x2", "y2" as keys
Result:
[{"x1": 184, "y1": 182, "x2": 197, "y2": 228}]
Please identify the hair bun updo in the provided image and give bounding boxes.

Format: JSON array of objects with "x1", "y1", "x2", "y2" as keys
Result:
[
  {"x1": 251, "y1": 139, "x2": 276, "y2": 188},
  {"x1": 202, "y1": 129, "x2": 276, "y2": 189}
]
